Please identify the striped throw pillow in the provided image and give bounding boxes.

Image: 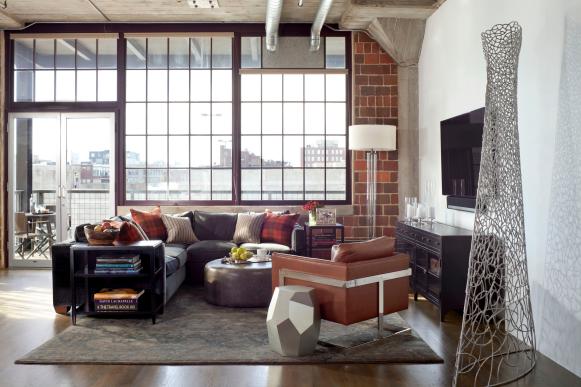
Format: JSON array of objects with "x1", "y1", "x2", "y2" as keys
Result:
[
  {"x1": 161, "y1": 214, "x2": 199, "y2": 244},
  {"x1": 233, "y1": 212, "x2": 267, "y2": 244}
]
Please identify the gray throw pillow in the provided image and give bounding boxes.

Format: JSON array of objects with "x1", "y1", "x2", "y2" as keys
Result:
[
  {"x1": 233, "y1": 212, "x2": 267, "y2": 244},
  {"x1": 161, "y1": 214, "x2": 198, "y2": 244}
]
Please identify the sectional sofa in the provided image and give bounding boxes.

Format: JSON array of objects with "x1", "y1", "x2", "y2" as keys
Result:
[{"x1": 51, "y1": 210, "x2": 306, "y2": 315}]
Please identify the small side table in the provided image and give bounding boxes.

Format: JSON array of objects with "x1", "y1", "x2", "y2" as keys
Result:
[
  {"x1": 70, "y1": 241, "x2": 165, "y2": 325},
  {"x1": 304, "y1": 223, "x2": 345, "y2": 258},
  {"x1": 267, "y1": 285, "x2": 320, "y2": 356}
]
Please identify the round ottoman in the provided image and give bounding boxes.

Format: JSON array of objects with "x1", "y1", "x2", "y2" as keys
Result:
[{"x1": 204, "y1": 258, "x2": 272, "y2": 307}]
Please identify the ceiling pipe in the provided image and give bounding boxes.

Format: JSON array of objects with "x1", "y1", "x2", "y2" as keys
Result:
[
  {"x1": 265, "y1": 0, "x2": 284, "y2": 52},
  {"x1": 310, "y1": 0, "x2": 334, "y2": 51}
]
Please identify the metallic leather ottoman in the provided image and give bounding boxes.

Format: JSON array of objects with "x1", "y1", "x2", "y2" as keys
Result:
[{"x1": 204, "y1": 259, "x2": 272, "y2": 307}]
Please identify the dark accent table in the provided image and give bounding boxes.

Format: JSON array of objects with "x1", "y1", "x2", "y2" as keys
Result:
[
  {"x1": 304, "y1": 223, "x2": 345, "y2": 259},
  {"x1": 204, "y1": 259, "x2": 272, "y2": 307},
  {"x1": 70, "y1": 241, "x2": 165, "y2": 325},
  {"x1": 395, "y1": 221, "x2": 472, "y2": 322}
]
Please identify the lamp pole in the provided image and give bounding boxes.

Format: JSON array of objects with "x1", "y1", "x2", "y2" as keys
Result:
[{"x1": 366, "y1": 149, "x2": 377, "y2": 239}]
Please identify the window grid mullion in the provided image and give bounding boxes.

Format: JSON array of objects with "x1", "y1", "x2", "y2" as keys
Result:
[
  {"x1": 281, "y1": 74, "x2": 285, "y2": 201},
  {"x1": 208, "y1": 38, "x2": 213, "y2": 200},
  {"x1": 302, "y1": 73, "x2": 306, "y2": 200},
  {"x1": 52, "y1": 39, "x2": 57, "y2": 102},
  {"x1": 324, "y1": 73, "x2": 327, "y2": 201},
  {"x1": 96, "y1": 39, "x2": 99, "y2": 101},
  {"x1": 145, "y1": 38, "x2": 149, "y2": 201},
  {"x1": 74, "y1": 39, "x2": 79, "y2": 102},
  {"x1": 188, "y1": 38, "x2": 192, "y2": 201}
]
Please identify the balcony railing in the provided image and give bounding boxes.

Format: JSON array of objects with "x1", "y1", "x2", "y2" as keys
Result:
[{"x1": 15, "y1": 188, "x2": 110, "y2": 235}]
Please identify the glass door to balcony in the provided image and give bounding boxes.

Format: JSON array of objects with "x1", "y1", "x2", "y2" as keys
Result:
[{"x1": 8, "y1": 112, "x2": 115, "y2": 268}]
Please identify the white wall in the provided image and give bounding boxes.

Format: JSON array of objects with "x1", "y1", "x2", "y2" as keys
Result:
[{"x1": 419, "y1": 0, "x2": 581, "y2": 377}]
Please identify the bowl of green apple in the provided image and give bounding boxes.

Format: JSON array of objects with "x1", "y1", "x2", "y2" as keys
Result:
[{"x1": 228, "y1": 247, "x2": 254, "y2": 263}]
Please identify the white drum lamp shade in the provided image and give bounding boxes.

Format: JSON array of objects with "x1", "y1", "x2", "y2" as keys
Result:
[{"x1": 348, "y1": 125, "x2": 397, "y2": 151}]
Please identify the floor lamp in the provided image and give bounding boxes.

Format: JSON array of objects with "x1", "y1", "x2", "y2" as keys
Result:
[{"x1": 349, "y1": 125, "x2": 397, "y2": 239}]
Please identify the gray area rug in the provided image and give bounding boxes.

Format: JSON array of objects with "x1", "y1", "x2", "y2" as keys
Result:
[{"x1": 17, "y1": 287, "x2": 443, "y2": 365}]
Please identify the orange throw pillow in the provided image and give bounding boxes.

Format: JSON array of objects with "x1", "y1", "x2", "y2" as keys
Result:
[
  {"x1": 331, "y1": 236, "x2": 395, "y2": 263},
  {"x1": 130, "y1": 207, "x2": 167, "y2": 241},
  {"x1": 111, "y1": 221, "x2": 145, "y2": 245}
]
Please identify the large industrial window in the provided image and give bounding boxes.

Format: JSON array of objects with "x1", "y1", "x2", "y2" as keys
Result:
[
  {"x1": 124, "y1": 35, "x2": 233, "y2": 201},
  {"x1": 240, "y1": 71, "x2": 347, "y2": 201},
  {"x1": 8, "y1": 28, "x2": 350, "y2": 205},
  {"x1": 239, "y1": 36, "x2": 347, "y2": 201}
]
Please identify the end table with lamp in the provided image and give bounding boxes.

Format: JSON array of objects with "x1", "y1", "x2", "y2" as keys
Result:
[{"x1": 348, "y1": 124, "x2": 397, "y2": 239}]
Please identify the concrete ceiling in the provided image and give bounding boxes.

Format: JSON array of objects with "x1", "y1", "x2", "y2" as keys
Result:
[{"x1": 0, "y1": 0, "x2": 445, "y2": 29}]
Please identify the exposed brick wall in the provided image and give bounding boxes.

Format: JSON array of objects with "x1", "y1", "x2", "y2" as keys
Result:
[{"x1": 338, "y1": 32, "x2": 399, "y2": 240}]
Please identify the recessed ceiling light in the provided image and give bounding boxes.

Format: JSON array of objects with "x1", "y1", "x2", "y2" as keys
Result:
[{"x1": 187, "y1": 0, "x2": 220, "y2": 9}]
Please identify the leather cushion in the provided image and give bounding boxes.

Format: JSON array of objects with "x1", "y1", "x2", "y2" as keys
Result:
[
  {"x1": 331, "y1": 236, "x2": 395, "y2": 263},
  {"x1": 186, "y1": 240, "x2": 238, "y2": 285},
  {"x1": 193, "y1": 211, "x2": 238, "y2": 241}
]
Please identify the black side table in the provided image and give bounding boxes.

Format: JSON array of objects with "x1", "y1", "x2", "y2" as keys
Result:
[
  {"x1": 304, "y1": 223, "x2": 345, "y2": 259},
  {"x1": 70, "y1": 241, "x2": 165, "y2": 325}
]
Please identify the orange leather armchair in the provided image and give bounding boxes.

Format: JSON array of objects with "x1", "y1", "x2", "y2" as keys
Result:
[{"x1": 271, "y1": 244, "x2": 411, "y2": 335}]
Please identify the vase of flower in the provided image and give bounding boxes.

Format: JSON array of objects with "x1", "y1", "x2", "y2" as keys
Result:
[
  {"x1": 303, "y1": 201, "x2": 321, "y2": 225},
  {"x1": 309, "y1": 211, "x2": 317, "y2": 225}
]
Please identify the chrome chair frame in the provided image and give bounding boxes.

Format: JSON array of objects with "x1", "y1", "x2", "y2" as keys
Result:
[{"x1": 278, "y1": 267, "x2": 412, "y2": 347}]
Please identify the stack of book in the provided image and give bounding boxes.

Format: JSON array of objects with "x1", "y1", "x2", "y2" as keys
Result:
[
  {"x1": 94, "y1": 288, "x2": 145, "y2": 312},
  {"x1": 94, "y1": 254, "x2": 142, "y2": 274}
]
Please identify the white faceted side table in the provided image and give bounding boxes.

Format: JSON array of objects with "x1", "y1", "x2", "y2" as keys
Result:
[{"x1": 266, "y1": 286, "x2": 320, "y2": 356}]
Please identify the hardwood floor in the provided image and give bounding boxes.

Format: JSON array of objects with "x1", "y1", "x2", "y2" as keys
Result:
[{"x1": 0, "y1": 269, "x2": 579, "y2": 387}]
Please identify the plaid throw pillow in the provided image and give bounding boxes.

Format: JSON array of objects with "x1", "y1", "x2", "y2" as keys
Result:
[
  {"x1": 110, "y1": 221, "x2": 145, "y2": 245},
  {"x1": 130, "y1": 207, "x2": 167, "y2": 241},
  {"x1": 260, "y1": 212, "x2": 299, "y2": 246}
]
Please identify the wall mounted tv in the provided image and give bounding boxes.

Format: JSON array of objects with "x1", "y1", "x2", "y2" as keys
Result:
[{"x1": 440, "y1": 107, "x2": 485, "y2": 212}]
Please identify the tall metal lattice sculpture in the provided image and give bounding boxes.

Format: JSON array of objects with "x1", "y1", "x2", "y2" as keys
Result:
[{"x1": 453, "y1": 22, "x2": 536, "y2": 386}]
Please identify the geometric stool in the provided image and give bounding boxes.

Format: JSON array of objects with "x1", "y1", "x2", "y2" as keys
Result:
[{"x1": 266, "y1": 286, "x2": 320, "y2": 356}]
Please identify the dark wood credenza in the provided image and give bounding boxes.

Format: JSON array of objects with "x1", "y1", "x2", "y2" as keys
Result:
[{"x1": 395, "y1": 221, "x2": 472, "y2": 322}]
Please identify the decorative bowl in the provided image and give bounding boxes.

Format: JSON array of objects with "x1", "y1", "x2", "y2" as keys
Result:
[{"x1": 84, "y1": 225, "x2": 119, "y2": 246}]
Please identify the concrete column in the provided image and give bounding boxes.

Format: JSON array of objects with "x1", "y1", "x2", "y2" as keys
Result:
[
  {"x1": 397, "y1": 65, "x2": 420, "y2": 215},
  {"x1": 367, "y1": 18, "x2": 425, "y2": 217}
]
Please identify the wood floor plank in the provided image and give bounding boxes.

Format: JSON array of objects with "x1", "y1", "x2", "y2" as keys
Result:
[{"x1": 0, "y1": 269, "x2": 579, "y2": 387}]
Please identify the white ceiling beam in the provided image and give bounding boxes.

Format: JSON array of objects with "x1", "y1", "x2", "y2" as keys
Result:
[
  {"x1": 340, "y1": 0, "x2": 445, "y2": 30},
  {"x1": 0, "y1": 9, "x2": 23, "y2": 29}
]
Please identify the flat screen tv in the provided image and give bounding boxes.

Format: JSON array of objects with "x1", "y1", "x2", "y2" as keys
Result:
[{"x1": 440, "y1": 107, "x2": 485, "y2": 211}]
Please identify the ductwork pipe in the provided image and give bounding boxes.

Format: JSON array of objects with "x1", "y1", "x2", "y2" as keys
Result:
[
  {"x1": 265, "y1": 0, "x2": 284, "y2": 52},
  {"x1": 310, "y1": 0, "x2": 334, "y2": 51}
]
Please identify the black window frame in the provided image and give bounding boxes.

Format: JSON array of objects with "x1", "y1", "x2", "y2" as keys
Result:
[{"x1": 4, "y1": 23, "x2": 352, "y2": 207}]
